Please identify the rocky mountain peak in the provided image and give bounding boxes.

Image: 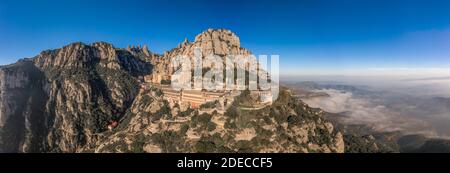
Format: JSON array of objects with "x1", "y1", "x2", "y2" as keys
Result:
[
  {"x1": 33, "y1": 41, "x2": 153, "y2": 73},
  {"x1": 188, "y1": 28, "x2": 247, "y2": 56},
  {"x1": 126, "y1": 44, "x2": 153, "y2": 58},
  {"x1": 160, "y1": 29, "x2": 250, "y2": 61},
  {"x1": 194, "y1": 28, "x2": 240, "y2": 48},
  {"x1": 92, "y1": 42, "x2": 117, "y2": 61},
  {"x1": 92, "y1": 41, "x2": 115, "y2": 51},
  {"x1": 34, "y1": 42, "x2": 100, "y2": 69},
  {"x1": 176, "y1": 38, "x2": 190, "y2": 49},
  {"x1": 151, "y1": 29, "x2": 252, "y2": 84}
]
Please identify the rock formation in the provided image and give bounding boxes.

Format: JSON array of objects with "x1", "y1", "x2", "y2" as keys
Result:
[{"x1": 0, "y1": 29, "x2": 345, "y2": 153}]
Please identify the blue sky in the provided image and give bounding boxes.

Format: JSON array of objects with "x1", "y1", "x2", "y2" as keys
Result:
[{"x1": 1, "y1": 0, "x2": 450, "y2": 75}]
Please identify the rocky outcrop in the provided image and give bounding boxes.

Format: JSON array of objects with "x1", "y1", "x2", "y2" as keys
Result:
[
  {"x1": 192, "y1": 28, "x2": 247, "y2": 56},
  {"x1": 152, "y1": 29, "x2": 252, "y2": 83},
  {"x1": 167, "y1": 29, "x2": 249, "y2": 57},
  {"x1": 35, "y1": 42, "x2": 151, "y2": 75},
  {"x1": 0, "y1": 42, "x2": 152, "y2": 152}
]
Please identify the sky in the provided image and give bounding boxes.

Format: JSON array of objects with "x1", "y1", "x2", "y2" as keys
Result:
[{"x1": 1, "y1": 0, "x2": 450, "y2": 76}]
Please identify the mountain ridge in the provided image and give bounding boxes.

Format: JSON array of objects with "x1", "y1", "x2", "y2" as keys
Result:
[{"x1": 1, "y1": 29, "x2": 348, "y2": 153}]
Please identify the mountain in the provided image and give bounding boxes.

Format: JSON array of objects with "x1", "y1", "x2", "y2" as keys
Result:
[
  {"x1": 150, "y1": 29, "x2": 252, "y2": 84},
  {"x1": 92, "y1": 88, "x2": 344, "y2": 153},
  {"x1": 1, "y1": 29, "x2": 344, "y2": 153},
  {"x1": 0, "y1": 42, "x2": 152, "y2": 152}
]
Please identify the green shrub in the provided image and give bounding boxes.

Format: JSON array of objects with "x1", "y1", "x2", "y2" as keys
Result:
[
  {"x1": 224, "y1": 121, "x2": 237, "y2": 129},
  {"x1": 224, "y1": 106, "x2": 239, "y2": 119},
  {"x1": 207, "y1": 122, "x2": 217, "y2": 131},
  {"x1": 197, "y1": 113, "x2": 213, "y2": 125},
  {"x1": 180, "y1": 124, "x2": 189, "y2": 134},
  {"x1": 200, "y1": 100, "x2": 219, "y2": 109},
  {"x1": 195, "y1": 141, "x2": 216, "y2": 153}
]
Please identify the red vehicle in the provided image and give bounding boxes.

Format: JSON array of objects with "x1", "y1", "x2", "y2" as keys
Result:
[{"x1": 107, "y1": 121, "x2": 118, "y2": 131}]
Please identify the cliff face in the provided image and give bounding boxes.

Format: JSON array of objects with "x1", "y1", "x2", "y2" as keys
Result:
[
  {"x1": 152, "y1": 29, "x2": 252, "y2": 82},
  {"x1": 0, "y1": 29, "x2": 344, "y2": 153},
  {"x1": 0, "y1": 42, "x2": 152, "y2": 152},
  {"x1": 0, "y1": 60, "x2": 47, "y2": 152}
]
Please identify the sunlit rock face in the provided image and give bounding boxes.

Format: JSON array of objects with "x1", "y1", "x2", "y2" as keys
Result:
[{"x1": 0, "y1": 42, "x2": 152, "y2": 153}]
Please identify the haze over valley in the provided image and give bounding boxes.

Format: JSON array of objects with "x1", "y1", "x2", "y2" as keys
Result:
[{"x1": 283, "y1": 75, "x2": 450, "y2": 139}]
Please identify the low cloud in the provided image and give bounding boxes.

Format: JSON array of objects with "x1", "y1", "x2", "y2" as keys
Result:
[{"x1": 302, "y1": 89, "x2": 437, "y2": 137}]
